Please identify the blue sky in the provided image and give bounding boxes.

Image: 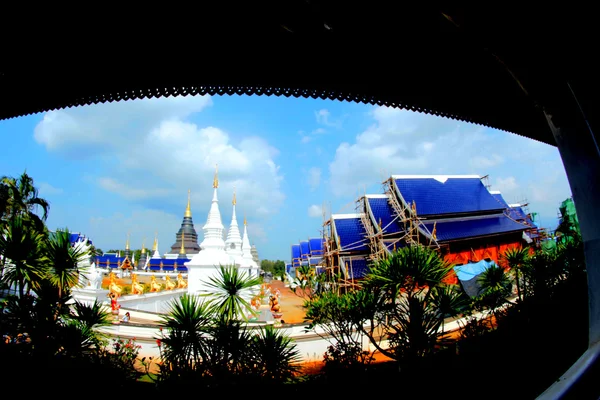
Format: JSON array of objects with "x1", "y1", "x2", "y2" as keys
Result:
[{"x1": 0, "y1": 95, "x2": 572, "y2": 262}]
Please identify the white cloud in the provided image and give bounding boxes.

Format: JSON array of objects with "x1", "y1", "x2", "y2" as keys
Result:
[
  {"x1": 470, "y1": 154, "x2": 504, "y2": 169},
  {"x1": 123, "y1": 120, "x2": 285, "y2": 217},
  {"x1": 327, "y1": 106, "x2": 571, "y2": 229},
  {"x1": 38, "y1": 182, "x2": 63, "y2": 196},
  {"x1": 494, "y1": 176, "x2": 519, "y2": 193},
  {"x1": 308, "y1": 204, "x2": 323, "y2": 218},
  {"x1": 301, "y1": 135, "x2": 312, "y2": 144},
  {"x1": 315, "y1": 109, "x2": 343, "y2": 128},
  {"x1": 34, "y1": 98, "x2": 285, "y2": 220},
  {"x1": 34, "y1": 95, "x2": 212, "y2": 157},
  {"x1": 307, "y1": 167, "x2": 321, "y2": 191}
]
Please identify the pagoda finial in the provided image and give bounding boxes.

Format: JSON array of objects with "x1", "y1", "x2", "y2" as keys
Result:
[
  {"x1": 185, "y1": 189, "x2": 192, "y2": 218},
  {"x1": 152, "y1": 232, "x2": 158, "y2": 251},
  {"x1": 213, "y1": 164, "x2": 219, "y2": 188},
  {"x1": 244, "y1": 214, "x2": 247, "y2": 226},
  {"x1": 141, "y1": 237, "x2": 146, "y2": 252},
  {"x1": 180, "y1": 232, "x2": 186, "y2": 254},
  {"x1": 233, "y1": 186, "x2": 236, "y2": 206},
  {"x1": 126, "y1": 232, "x2": 130, "y2": 250}
]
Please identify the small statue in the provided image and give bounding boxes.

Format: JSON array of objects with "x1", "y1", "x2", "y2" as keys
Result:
[
  {"x1": 150, "y1": 275, "x2": 162, "y2": 292},
  {"x1": 269, "y1": 294, "x2": 281, "y2": 313},
  {"x1": 164, "y1": 274, "x2": 176, "y2": 290},
  {"x1": 108, "y1": 271, "x2": 122, "y2": 296},
  {"x1": 109, "y1": 291, "x2": 121, "y2": 321},
  {"x1": 176, "y1": 272, "x2": 188, "y2": 289},
  {"x1": 131, "y1": 273, "x2": 144, "y2": 295}
]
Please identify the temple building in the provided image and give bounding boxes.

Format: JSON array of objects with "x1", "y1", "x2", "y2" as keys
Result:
[
  {"x1": 95, "y1": 166, "x2": 261, "y2": 277},
  {"x1": 290, "y1": 174, "x2": 539, "y2": 290},
  {"x1": 165, "y1": 190, "x2": 201, "y2": 258}
]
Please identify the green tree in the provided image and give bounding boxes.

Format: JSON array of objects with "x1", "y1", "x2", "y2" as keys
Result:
[
  {"x1": 203, "y1": 265, "x2": 262, "y2": 321},
  {"x1": 304, "y1": 289, "x2": 377, "y2": 374},
  {"x1": 360, "y1": 244, "x2": 462, "y2": 367},
  {"x1": 501, "y1": 247, "x2": 529, "y2": 301},
  {"x1": 0, "y1": 216, "x2": 47, "y2": 297},
  {"x1": 1, "y1": 171, "x2": 50, "y2": 232},
  {"x1": 248, "y1": 324, "x2": 302, "y2": 383},
  {"x1": 42, "y1": 228, "x2": 91, "y2": 315},
  {"x1": 158, "y1": 293, "x2": 214, "y2": 378},
  {"x1": 476, "y1": 263, "x2": 513, "y2": 321}
]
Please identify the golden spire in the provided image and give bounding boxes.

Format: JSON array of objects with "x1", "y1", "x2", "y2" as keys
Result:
[
  {"x1": 126, "y1": 232, "x2": 130, "y2": 250},
  {"x1": 185, "y1": 189, "x2": 192, "y2": 217},
  {"x1": 244, "y1": 214, "x2": 247, "y2": 226},
  {"x1": 232, "y1": 186, "x2": 236, "y2": 206},
  {"x1": 141, "y1": 238, "x2": 146, "y2": 252},
  {"x1": 152, "y1": 232, "x2": 158, "y2": 251},
  {"x1": 180, "y1": 232, "x2": 186, "y2": 254},
  {"x1": 213, "y1": 163, "x2": 219, "y2": 188}
]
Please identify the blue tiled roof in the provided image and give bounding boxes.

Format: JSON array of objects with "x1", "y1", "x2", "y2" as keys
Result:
[
  {"x1": 300, "y1": 241, "x2": 310, "y2": 260},
  {"x1": 309, "y1": 256, "x2": 323, "y2": 266},
  {"x1": 286, "y1": 264, "x2": 293, "y2": 273},
  {"x1": 333, "y1": 217, "x2": 369, "y2": 252},
  {"x1": 291, "y1": 244, "x2": 301, "y2": 266},
  {"x1": 367, "y1": 197, "x2": 403, "y2": 234},
  {"x1": 309, "y1": 238, "x2": 324, "y2": 256},
  {"x1": 491, "y1": 193, "x2": 509, "y2": 208},
  {"x1": 422, "y1": 214, "x2": 528, "y2": 241},
  {"x1": 343, "y1": 258, "x2": 370, "y2": 279},
  {"x1": 507, "y1": 207, "x2": 536, "y2": 226},
  {"x1": 394, "y1": 177, "x2": 504, "y2": 216}
]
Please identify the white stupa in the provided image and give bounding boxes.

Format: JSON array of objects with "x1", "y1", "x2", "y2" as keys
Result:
[
  {"x1": 225, "y1": 186, "x2": 244, "y2": 266},
  {"x1": 151, "y1": 233, "x2": 161, "y2": 259},
  {"x1": 185, "y1": 164, "x2": 233, "y2": 293},
  {"x1": 240, "y1": 216, "x2": 260, "y2": 277}
]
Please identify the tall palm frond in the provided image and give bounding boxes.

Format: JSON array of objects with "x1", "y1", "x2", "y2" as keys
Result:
[
  {"x1": 159, "y1": 293, "x2": 214, "y2": 371},
  {"x1": 249, "y1": 324, "x2": 302, "y2": 382},
  {"x1": 44, "y1": 228, "x2": 90, "y2": 301},
  {"x1": 204, "y1": 265, "x2": 262, "y2": 321},
  {"x1": 501, "y1": 246, "x2": 529, "y2": 301},
  {"x1": 0, "y1": 216, "x2": 48, "y2": 297}
]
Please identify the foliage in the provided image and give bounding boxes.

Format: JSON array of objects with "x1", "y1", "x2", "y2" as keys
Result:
[
  {"x1": 156, "y1": 293, "x2": 302, "y2": 389},
  {"x1": 248, "y1": 324, "x2": 302, "y2": 383},
  {"x1": 203, "y1": 264, "x2": 262, "y2": 321},
  {"x1": 475, "y1": 263, "x2": 513, "y2": 314},
  {"x1": 359, "y1": 245, "x2": 462, "y2": 365},
  {"x1": 501, "y1": 246, "x2": 530, "y2": 301},
  {"x1": 0, "y1": 216, "x2": 48, "y2": 297},
  {"x1": 260, "y1": 259, "x2": 286, "y2": 278},
  {"x1": 0, "y1": 170, "x2": 50, "y2": 232},
  {"x1": 303, "y1": 289, "x2": 376, "y2": 371}
]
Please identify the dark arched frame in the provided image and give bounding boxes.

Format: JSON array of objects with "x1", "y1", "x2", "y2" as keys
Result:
[{"x1": 1, "y1": 3, "x2": 597, "y2": 397}]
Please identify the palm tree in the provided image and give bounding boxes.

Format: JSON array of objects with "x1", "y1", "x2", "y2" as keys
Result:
[
  {"x1": 477, "y1": 263, "x2": 513, "y2": 322},
  {"x1": 360, "y1": 244, "x2": 456, "y2": 364},
  {"x1": 501, "y1": 246, "x2": 529, "y2": 301},
  {"x1": 43, "y1": 228, "x2": 90, "y2": 306},
  {"x1": 203, "y1": 265, "x2": 262, "y2": 322},
  {"x1": 158, "y1": 293, "x2": 214, "y2": 376},
  {"x1": 1, "y1": 171, "x2": 50, "y2": 231},
  {"x1": 431, "y1": 284, "x2": 470, "y2": 339},
  {"x1": 0, "y1": 216, "x2": 47, "y2": 297},
  {"x1": 249, "y1": 324, "x2": 302, "y2": 383}
]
